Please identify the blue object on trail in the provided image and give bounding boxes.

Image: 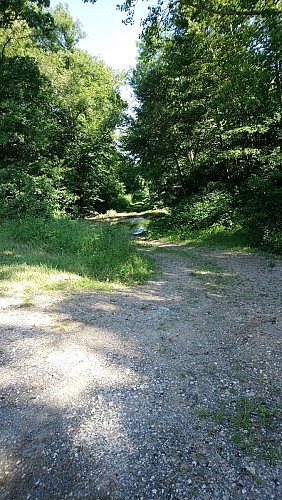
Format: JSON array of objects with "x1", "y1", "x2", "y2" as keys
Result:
[{"x1": 132, "y1": 226, "x2": 146, "y2": 236}]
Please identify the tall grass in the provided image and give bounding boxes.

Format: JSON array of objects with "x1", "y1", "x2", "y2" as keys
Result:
[
  {"x1": 146, "y1": 215, "x2": 282, "y2": 256},
  {"x1": 146, "y1": 216, "x2": 253, "y2": 252},
  {"x1": 0, "y1": 218, "x2": 153, "y2": 291}
]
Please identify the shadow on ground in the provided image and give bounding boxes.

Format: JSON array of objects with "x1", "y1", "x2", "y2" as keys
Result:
[{"x1": 1, "y1": 247, "x2": 281, "y2": 499}]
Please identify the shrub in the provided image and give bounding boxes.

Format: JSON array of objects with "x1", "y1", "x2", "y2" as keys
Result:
[
  {"x1": 239, "y1": 179, "x2": 282, "y2": 254},
  {"x1": 171, "y1": 189, "x2": 234, "y2": 230}
]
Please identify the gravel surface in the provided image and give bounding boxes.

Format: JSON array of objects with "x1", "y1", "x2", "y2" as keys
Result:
[{"x1": 0, "y1": 243, "x2": 281, "y2": 499}]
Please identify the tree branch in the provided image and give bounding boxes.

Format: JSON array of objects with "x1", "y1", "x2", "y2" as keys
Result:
[
  {"x1": 180, "y1": 0, "x2": 282, "y2": 17},
  {"x1": 83, "y1": 0, "x2": 282, "y2": 17}
]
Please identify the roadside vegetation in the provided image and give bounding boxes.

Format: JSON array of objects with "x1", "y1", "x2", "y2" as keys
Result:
[
  {"x1": 0, "y1": 218, "x2": 153, "y2": 292},
  {"x1": 146, "y1": 216, "x2": 252, "y2": 252}
]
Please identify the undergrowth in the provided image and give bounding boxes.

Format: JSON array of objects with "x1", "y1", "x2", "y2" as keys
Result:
[
  {"x1": 0, "y1": 218, "x2": 153, "y2": 291},
  {"x1": 145, "y1": 210, "x2": 281, "y2": 255},
  {"x1": 146, "y1": 215, "x2": 252, "y2": 251}
]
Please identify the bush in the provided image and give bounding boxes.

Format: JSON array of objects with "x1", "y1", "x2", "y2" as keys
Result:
[
  {"x1": 108, "y1": 194, "x2": 131, "y2": 212},
  {"x1": 171, "y1": 189, "x2": 234, "y2": 230},
  {"x1": 0, "y1": 162, "x2": 76, "y2": 219},
  {"x1": 240, "y1": 185, "x2": 282, "y2": 254}
]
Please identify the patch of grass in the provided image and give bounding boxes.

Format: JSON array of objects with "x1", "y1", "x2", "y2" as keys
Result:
[
  {"x1": 0, "y1": 217, "x2": 154, "y2": 292},
  {"x1": 147, "y1": 216, "x2": 252, "y2": 251},
  {"x1": 234, "y1": 397, "x2": 254, "y2": 428},
  {"x1": 195, "y1": 407, "x2": 211, "y2": 418},
  {"x1": 232, "y1": 399, "x2": 280, "y2": 462},
  {"x1": 19, "y1": 293, "x2": 34, "y2": 308},
  {"x1": 196, "y1": 404, "x2": 225, "y2": 423},
  {"x1": 147, "y1": 215, "x2": 282, "y2": 257},
  {"x1": 52, "y1": 320, "x2": 71, "y2": 330},
  {"x1": 196, "y1": 398, "x2": 281, "y2": 463},
  {"x1": 213, "y1": 404, "x2": 225, "y2": 424},
  {"x1": 188, "y1": 268, "x2": 239, "y2": 289}
]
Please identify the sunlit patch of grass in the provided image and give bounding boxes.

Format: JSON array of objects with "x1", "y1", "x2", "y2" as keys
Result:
[
  {"x1": 0, "y1": 218, "x2": 154, "y2": 292},
  {"x1": 181, "y1": 227, "x2": 251, "y2": 252},
  {"x1": 0, "y1": 263, "x2": 114, "y2": 292},
  {"x1": 188, "y1": 268, "x2": 240, "y2": 289},
  {"x1": 90, "y1": 208, "x2": 167, "y2": 221},
  {"x1": 52, "y1": 320, "x2": 71, "y2": 330},
  {"x1": 19, "y1": 292, "x2": 35, "y2": 308}
]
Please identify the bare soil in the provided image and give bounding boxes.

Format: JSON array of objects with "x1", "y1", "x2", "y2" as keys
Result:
[{"x1": 0, "y1": 242, "x2": 281, "y2": 499}]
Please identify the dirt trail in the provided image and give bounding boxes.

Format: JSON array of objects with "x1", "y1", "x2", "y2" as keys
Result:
[{"x1": 0, "y1": 243, "x2": 281, "y2": 499}]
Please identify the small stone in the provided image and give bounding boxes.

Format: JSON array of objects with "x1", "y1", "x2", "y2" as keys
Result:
[{"x1": 245, "y1": 466, "x2": 256, "y2": 476}]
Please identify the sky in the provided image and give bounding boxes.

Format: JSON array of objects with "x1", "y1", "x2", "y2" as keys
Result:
[{"x1": 49, "y1": 0, "x2": 152, "y2": 71}]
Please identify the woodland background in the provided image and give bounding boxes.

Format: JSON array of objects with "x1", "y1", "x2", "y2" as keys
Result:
[{"x1": 0, "y1": 0, "x2": 281, "y2": 253}]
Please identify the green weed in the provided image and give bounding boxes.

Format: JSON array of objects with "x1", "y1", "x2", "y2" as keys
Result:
[
  {"x1": 196, "y1": 397, "x2": 280, "y2": 463},
  {"x1": 213, "y1": 404, "x2": 225, "y2": 424},
  {"x1": 19, "y1": 293, "x2": 34, "y2": 308},
  {"x1": 196, "y1": 407, "x2": 211, "y2": 418}
]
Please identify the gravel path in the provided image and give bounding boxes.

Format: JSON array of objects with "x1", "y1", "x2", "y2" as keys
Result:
[{"x1": 0, "y1": 243, "x2": 281, "y2": 499}]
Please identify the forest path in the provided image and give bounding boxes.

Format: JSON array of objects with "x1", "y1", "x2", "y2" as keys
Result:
[{"x1": 0, "y1": 242, "x2": 281, "y2": 499}]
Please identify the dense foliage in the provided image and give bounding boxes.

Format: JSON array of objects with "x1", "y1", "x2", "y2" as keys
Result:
[
  {"x1": 1, "y1": 0, "x2": 281, "y2": 253},
  {"x1": 120, "y1": 0, "x2": 282, "y2": 252},
  {"x1": 0, "y1": 1, "x2": 126, "y2": 218}
]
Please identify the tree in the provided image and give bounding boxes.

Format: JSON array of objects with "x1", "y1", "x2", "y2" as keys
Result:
[
  {"x1": 84, "y1": 0, "x2": 282, "y2": 21},
  {"x1": 0, "y1": 0, "x2": 54, "y2": 41},
  {"x1": 0, "y1": 2, "x2": 127, "y2": 218},
  {"x1": 123, "y1": 0, "x2": 282, "y2": 249},
  {"x1": 52, "y1": 49, "x2": 126, "y2": 215}
]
